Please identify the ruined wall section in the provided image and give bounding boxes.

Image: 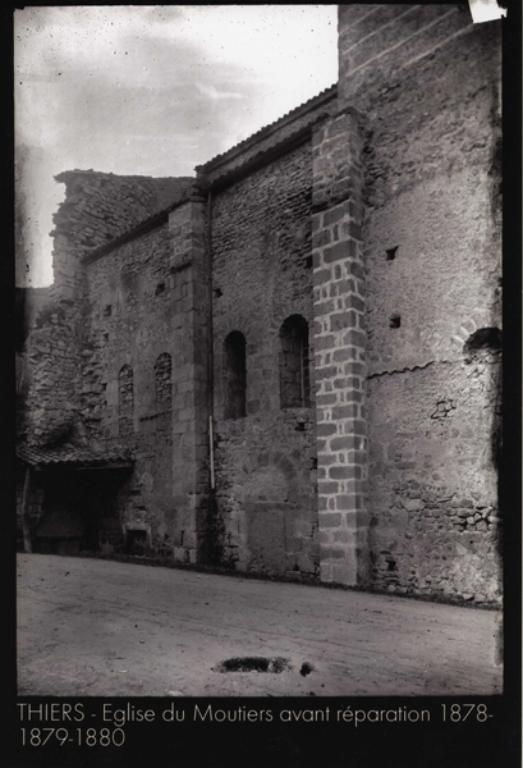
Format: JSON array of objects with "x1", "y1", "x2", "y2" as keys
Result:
[
  {"x1": 338, "y1": 5, "x2": 502, "y2": 602},
  {"x1": 24, "y1": 171, "x2": 193, "y2": 451},
  {"x1": 211, "y1": 143, "x2": 318, "y2": 580},
  {"x1": 84, "y1": 223, "x2": 175, "y2": 553},
  {"x1": 85, "y1": 198, "x2": 209, "y2": 562},
  {"x1": 53, "y1": 170, "x2": 193, "y2": 254}
]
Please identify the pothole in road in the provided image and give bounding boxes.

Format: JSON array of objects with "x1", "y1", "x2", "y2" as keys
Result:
[
  {"x1": 216, "y1": 656, "x2": 291, "y2": 673},
  {"x1": 300, "y1": 662, "x2": 314, "y2": 677}
]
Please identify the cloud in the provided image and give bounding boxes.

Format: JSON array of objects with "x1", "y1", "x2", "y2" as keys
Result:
[
  {"x1": 14, "y1": 4, "x2": 337, "y2": 286},
  {"x1": 195, "y1": 82, "x2": 245, "y2": 101}
]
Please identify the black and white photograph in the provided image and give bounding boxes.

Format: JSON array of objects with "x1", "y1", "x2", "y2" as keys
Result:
[{"x1": 13, "y1": 0, "x2": 516, "y2": 731}]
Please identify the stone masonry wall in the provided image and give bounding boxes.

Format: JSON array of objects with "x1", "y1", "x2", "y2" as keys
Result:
[
  {"x1": 337, "y1": 5, "x2": 502, "y2": 603},
  {"x1": 53, "y1": 171, "x2": 193, "y2": 252},
  {"x1": 211, "y1": 143, "x2": 318, "y2": 580},
  {"x1": 22, "y1": 4, "x2": 502, "y2": 607},
  {"x1": 84, "y1": 223, "x2": 176, "y2": 555},
  {"x1": 25, "y1": 171, "x2": 193, "y2": 449},
  {"x1": 311, "y1": 110, "x2": 368, "y2": 587},
  {"x1": 200, "y1": 89, "x2": 336, "y2": 187},
  {"x1": 83, "y1": 198, "x2": 210, "y2": 563}
]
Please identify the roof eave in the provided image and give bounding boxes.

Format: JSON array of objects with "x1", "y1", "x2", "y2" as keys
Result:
[{"x1": 197, "y1": 83, "x2": 337, "y2": 176}]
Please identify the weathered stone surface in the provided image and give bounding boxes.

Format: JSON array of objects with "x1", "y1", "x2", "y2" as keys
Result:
[
  {"x1": 210, "y1": 144, "x2": 318, "y2": 580},
  {"x1": 17, "y1": 5, "x2": 502, "y2": 606}
]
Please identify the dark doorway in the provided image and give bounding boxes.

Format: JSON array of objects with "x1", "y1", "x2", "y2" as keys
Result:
[{"x1": 35, "y1": 468, "x2": 128, "y2": 555}]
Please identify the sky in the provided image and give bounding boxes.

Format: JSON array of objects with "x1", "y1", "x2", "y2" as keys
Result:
[{"x1": 14, "y1": 5, "x2": 338, "y2": 287}]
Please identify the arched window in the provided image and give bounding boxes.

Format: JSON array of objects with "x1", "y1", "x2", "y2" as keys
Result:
[
  {"x1": 118, "y1": 364, "x2": 134, "y2": 435},
  {"x1": 154, "y1": 353, "x2": 172, "y2": 408},
  {"x1": 279, "y1": 314, "x2": 310, "y2": 408},
  {"x1": 224, "y1": 331, "x2": 246, "y2": 419}
]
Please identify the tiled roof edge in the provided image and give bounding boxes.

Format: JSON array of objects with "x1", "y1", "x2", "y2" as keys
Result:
[
  {"x1": 202, "y1": 116, "x2": 325, "y2": 192},
  {"x1": 196, "y1": 83, "x2": 337, "y2": 175},
  {"x1": 80, "y1": 84, "x2": 337, "y2": 264}
]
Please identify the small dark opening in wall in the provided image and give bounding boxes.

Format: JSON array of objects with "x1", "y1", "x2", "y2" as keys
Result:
[
  {"x1": 126, "y1": 529, "x2": 147, "y2": 556},
  {"x1": 103, "y1": 332, "x2": 109, "y2": 342},
  {"x1": 389, "y1": 314, "x2": 401, "y2": 329},
  {"x1": 214, "y1": 287, "x2": 223, "y2": 298},
  {"x1": 125, "y1": 530, "x2": 147, "y2": 555},
  {"x1": 154, "y1": 352, "x2": 172, "y2": 407},
  {"x1": 304, "y1": 255, "x2": 313, "y2": 269},
  {"x1": 103, "y1": 305, "x2": 112, "y2": 317},
  {"x1": 155, "y1": 282, "x2": 165, "y2": 296},
  {"x1": 386, "y1": 246, "x2": 398, "y2": 261},
  {"x1": 118, "y1": 364, "x2": 134, "y2": 436},
  {"x1": 463, "y1": 327, "x2": 502, "y2": 362}
]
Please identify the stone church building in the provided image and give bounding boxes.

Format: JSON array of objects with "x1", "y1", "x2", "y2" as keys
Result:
[{"x1": 17, "y1": 4, "x2": 502, "y2": 605}]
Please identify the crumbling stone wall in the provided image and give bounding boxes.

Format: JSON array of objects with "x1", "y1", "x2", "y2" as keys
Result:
[
  {"x1": 210, "y1": 143, "x2": 318, "y2": 579},
  {"x1": 366, "y1": 356, "x2": 500, "y2": 603},
  {"x1": 338, "y1": 4, "x2": 502, "y2": 603},
  {"x1": 24, "y1": 171, "x2": 193, "y2": 445},
  {"x1": 84, "y1": 222, "x2": 175, "y2": 557},
  {"x1": 25, "y1": 308, "x2": 80, "y2": 447},
  {"x1": 53, "y1": 170, "x2": 193, "y2": 252},
  {"x1": 22, "y1": 167, "x2": 210, "y2": 562},
  {"x1": 83, "y1": 195, "x2": 210, "y2": 563}
]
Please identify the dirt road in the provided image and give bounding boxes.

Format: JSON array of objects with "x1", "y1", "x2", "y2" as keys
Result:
[{"x1": 17, "y1": 554, "x2": 502, "y2": 696}]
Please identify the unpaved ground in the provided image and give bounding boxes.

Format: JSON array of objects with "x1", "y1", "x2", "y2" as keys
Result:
[{"x1": 17, "y1": 554, "x2": 502, "y2": 696}]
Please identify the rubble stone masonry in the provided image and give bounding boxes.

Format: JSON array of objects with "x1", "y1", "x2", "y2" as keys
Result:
[
  {"x1": 337, "y1": 4, "x2": 502, "y2": 602},
  {"x1": 210, "y1": 144, "x2": 319, "y2": 579},
  {"x1": 19, "y1": 5, "x2": 502, "y2": 605}
]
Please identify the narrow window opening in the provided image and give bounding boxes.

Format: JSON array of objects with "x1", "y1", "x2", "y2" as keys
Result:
[
  {"x1": 118, "y1": 364, "x2": 134, "y2": 436},
  {"x1": 154, "y1": 353, "x2": 172, "y2": 408},
  {"x1": 279, "y1": 315, "x2": 310, "y2": 408},
  {"x1": 126, "y1": 529, "x2": 147, "y2": 556},
  {"x1": 224, "y1": 331, "x2": 246, "y2": 419},
  {"x1": 155, "y1": 282, "x2": 165, "y2": 296},
  {"x1": 386, "y1": 246, "x2": 398, "y2": 261},
  {"x1": 389, "y1": 314, "x2": 401, "y2": 329}
]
